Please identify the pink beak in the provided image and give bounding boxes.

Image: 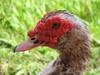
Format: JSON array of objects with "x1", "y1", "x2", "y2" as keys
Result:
[{"x1": 13, "y1": 39, "x2": 40, "y2": 52}]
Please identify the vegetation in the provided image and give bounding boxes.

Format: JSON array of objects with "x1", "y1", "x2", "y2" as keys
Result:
[{"x1": 0, "y1": 0, "x2": 100, "y2": 75}]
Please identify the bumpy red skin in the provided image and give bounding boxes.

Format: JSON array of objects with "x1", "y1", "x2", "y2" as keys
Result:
[{"x1": 28, "y1": 16, "x2": 75, "y2": 48}]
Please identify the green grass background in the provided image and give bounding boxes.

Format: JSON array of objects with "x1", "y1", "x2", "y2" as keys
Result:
[{"x1": 0, "y1": 0, "x2": 100, "y2": 75}]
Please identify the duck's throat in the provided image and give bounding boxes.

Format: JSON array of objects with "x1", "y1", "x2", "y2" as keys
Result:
[
  {"x1": 54, "y1": 28, "x2": 90, "y2": 73},
  {"x1": 60, "y1": 52, "x2": 86, "y2": 70}
]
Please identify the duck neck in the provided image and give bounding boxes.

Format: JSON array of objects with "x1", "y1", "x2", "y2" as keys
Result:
[{"x1": 55, "y1": 28, "x2": 90, "y2": 71}]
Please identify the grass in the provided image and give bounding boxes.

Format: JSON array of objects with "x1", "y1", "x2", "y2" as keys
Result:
[{"x1": 0, "y1": 0, "x2": 100, "y2": 75}]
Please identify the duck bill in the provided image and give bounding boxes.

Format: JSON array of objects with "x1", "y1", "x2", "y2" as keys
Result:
[{"x1": 13, "y1": 39, "x2": 40, "y2": 52}]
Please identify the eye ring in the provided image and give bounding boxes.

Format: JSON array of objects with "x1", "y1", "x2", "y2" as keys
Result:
[{"x1": 51, "y1": 22, "x2": 60, "y2": 29}]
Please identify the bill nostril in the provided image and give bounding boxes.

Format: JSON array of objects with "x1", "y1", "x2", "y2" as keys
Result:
[
  {"x1": 31, "y1": 37, "x2": 39, "y2": 44},
  {"x1": 31, "y1": 37, "x2": 35, "y2": 40},
  {"x1": 31, "y1": 37, "x2": 45, "y2": 44}
]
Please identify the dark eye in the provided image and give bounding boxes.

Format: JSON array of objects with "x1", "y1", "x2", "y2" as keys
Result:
[{"x1": 51, "y1": 22, "x2": 60, "y2": 29}]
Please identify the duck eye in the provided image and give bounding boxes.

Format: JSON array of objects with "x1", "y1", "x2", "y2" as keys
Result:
[{"x1": 51, "y1": 22, "x2": 60, "y2": 29}]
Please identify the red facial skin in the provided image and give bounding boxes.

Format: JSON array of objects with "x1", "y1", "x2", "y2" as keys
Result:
[
  {"x1": 15, "y1": 15, "x2": 75, "y2": 52},
  {"x1": 28, "y1": 16, "x2": 75, "y2": 48}
]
